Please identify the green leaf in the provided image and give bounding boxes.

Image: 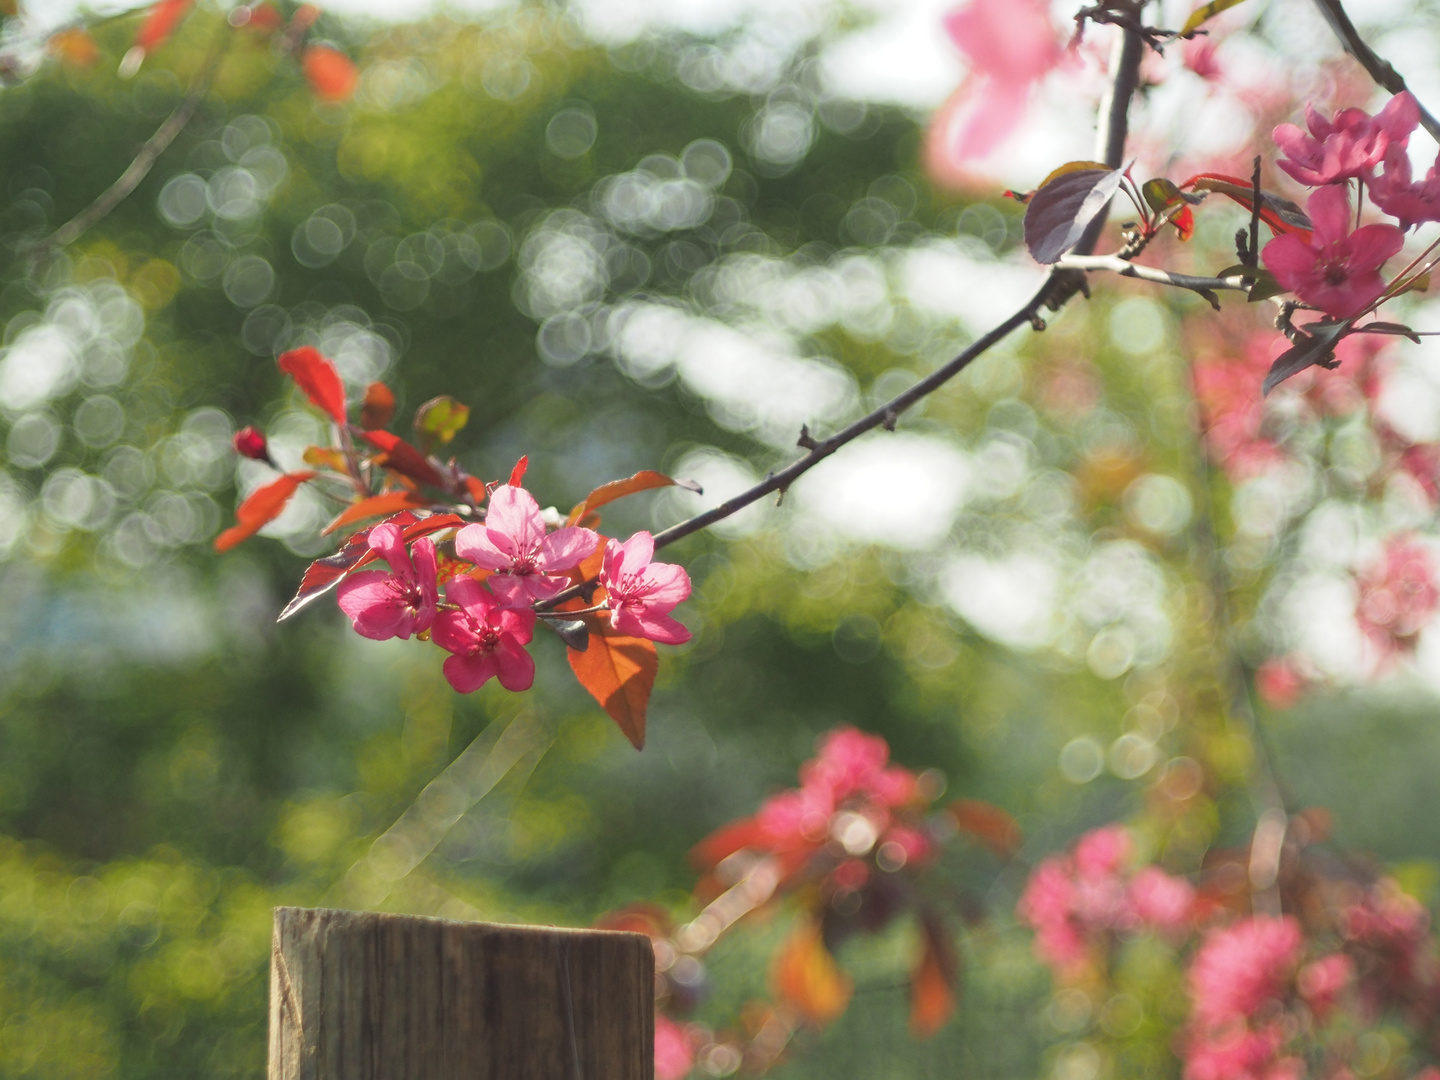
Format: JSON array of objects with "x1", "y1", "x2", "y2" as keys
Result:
[
  {"x1": 1182, "y1": 0, "x2": 1250, "y2": 35},
  {"x1": 413, "y1": 395, "x2": 471, "y2": 448}
]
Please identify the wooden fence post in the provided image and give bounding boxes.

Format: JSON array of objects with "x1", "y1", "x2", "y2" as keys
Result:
[{"x1": 268, "y1": 907, "x2": 655, "y2": 1080}]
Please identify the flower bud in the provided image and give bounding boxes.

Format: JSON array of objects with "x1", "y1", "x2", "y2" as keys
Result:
[{"x1": 233, "y1": 425, "x2": 271, "y2": 462}]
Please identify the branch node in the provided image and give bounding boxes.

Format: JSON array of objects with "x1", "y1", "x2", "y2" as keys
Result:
[
  {"x1": 796, "y1": 425, "x2": 818, "y2": 451},
  {"x1": 882, "y1": 409, "x2": 898, "y2": 432}
]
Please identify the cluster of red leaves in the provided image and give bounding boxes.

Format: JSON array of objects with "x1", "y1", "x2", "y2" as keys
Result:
[
  {"x1": 599, "y1": 727, "x2": 1023, "y2": 1078},
  {"x1": 219, "y1": 346, "x2": 700, "y2": 748}
]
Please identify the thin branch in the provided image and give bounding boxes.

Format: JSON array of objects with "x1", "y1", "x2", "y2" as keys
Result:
[
  {"x1": 538, "y1": 25, "x2": 1148, "y2": 612},
  {"x1": 35, "y1": 26, "x2": 229, "y2": 258},
  {"x1": 1310, "y1": 0, "x2": 1440, "y2": 142},
  {"x1": 1056, "y1": 254, "x2": 1256, "y2": 309}
]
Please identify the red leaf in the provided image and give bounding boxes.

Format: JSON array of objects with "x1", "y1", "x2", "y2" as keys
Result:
[
  {"x1": 772, "y1": 921, "x2": 852, "y2": 1026},
  {"x1": 508, "y1": 455, "x2": 529, "y2": 488},
  {"x1": 464, "y1": 475, "x2": 489, "y2": 504},
  {"x1": 303, "y1": 45, "x2": 358, "y2": 103},
  {"x1": 278, "y1": 346, "x2": 347, "y2": 425},
  {"x1": 1181, "y1": 173, "x2": 1313, "y2": 239},
  {"x1": 1173, "y1": 205, "x2": 1195, "y2": 241},
  {"x1": 135, "y1": 0, "x2": 192, "y2": 52},
  {"x1": 361, "y1": 430, "x2": 447, "y2": 489},
  {"x1": 566, "y1": 470, "x2": 701, "y2": 526},
  {"x1": 567, "y1": 633, "x2": 657, "y2": 749},
  {"x1": 322, "y1": 490, "x2": 432, "y2": 535},
  {"x1": 277, "y1": 511, "x2": 464, "y2": 621},
  {"x1": 909, "y1": 913, "x2": 959, "y2": 1037},
  {"x1": 690, "y1": 817, "x2": 768, "y2": 870},
  {"x1": 214, "y1": 471, "x2": 316, "y2": 552},
  {"x1": 237, "y1": 2, "x2": 284, "y2": 33},
  {"x1": 1023, "y1": 162, "x2": 1126, "y2": 264},
  {"x1": 360, "y1": 382, "x2": 396, "y2": 431},
  {"x1": 949, "y1": 799, "x2": 1023, "y2": 858}
]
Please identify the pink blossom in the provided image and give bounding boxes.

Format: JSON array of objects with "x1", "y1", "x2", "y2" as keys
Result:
[
  {"x1": 1372, "y1": 143, "x2": 1440, "y2": 230},
  {"x1": 599, "y1": 532, "x2": 692, "y2": 645},
  {"x1": 1184, "y1": 1026, "x2": 1295, "y2": 1080},
  {"x1": 757, "y1": 786, "x2": 835, "y2": 850},
  {"x1": 802, "y1": 727, "x2": 889, "y2": 802},
  {"x1": 1017, "y1": 858, "x2": 1088, "y2": 971},
  {"x1": 431, "y1": 577, "x2": 536, "y2": 693},
  {"x1": 1074, "y1": 825, "x2": 1131, "y2": 879},
  {"x1": 1130, "y1": 866, "x2": 1196, "y2": 930},
  {"x1": 1273, "y1": 93, "x2": 1418, "y2": 187},
  {"x1": 454, "y1": 485, "x2": 599, "y2": 606},
  {"x1": 1255, "y1": 657, "x2": 1306, "y2": 710},
  {"x1": 1355, "y1": 535, "x2": 1440, "y2": 652},
  {"x1": 336, "y1": 523, "x2": 439, "y2": 640},
  {"x1": 1261, "y1": 185, "x2": 1404, "y2": 319},
  {"x1": 654, "y1": 1015, "x2": 695, "y2": 1080},
  {"x1": 1188, "y1": 915, "x2": 1303, "y2": 1028},
  {"x1": 925, "y1": 0, "x2": 1063, "y2": 182},
  {"x1": 1296, "y1": 952, "x2": 1353, "y2": 1018}
]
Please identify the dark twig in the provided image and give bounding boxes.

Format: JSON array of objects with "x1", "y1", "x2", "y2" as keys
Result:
[
  {"x1": 35, "y1": 25, "x2": 229, "y2": 258},
  {"x1": 1310, "y1": 0, "x2": 1440, "y2": 142},
  {"x1": 537, "y1": 24, "x2": 1148, "y2": 610}
]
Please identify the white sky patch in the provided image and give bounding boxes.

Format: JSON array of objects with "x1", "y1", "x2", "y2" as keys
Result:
[
  {"x1": 939, "y1": 551, "x2": 1058, "y2": 650},
  {"x1": 898, "y1": 241, "x2": 1045, "y2": 331},
  {"x1": 791, "y1": 433, "x2": 970, "y2": 550},
  {"x1": 661, "y1": 447, "x2": 770, "y2": 538}
]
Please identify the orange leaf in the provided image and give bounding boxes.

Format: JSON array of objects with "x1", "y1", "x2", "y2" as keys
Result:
[
  {"x1": 464, "y1": 475, "x2": 489, "y2": 504},
  {"x1": 278, "y1": 346, "x2": 347, "y2": 425},
  {"x1": 302, "y1": 445, "x2": 348, "y2": 472},
  {"x1": 1180, "y1": 173, "x2": 1313, "y2": 239},
  {"x1": 909, "y1": 914, "x2": 958, "y2": 1037},
  {"x1": 772, "y1": 922, "x2": 852, "y2": 1026},
  {"x1": 567, "y1": 633, "x2": 656, "y2": 749},
  {"x1": 303, "y1": 44, "x2": 358, "y2": 103},
  {"x1": 949, "y1": 799, "x2": 1023, "y2": 858},
  {"x1": 360, "y1": 382, "x2": 396, "y2": 431},
  {"x1": 361, "y1": 430, "x2": 446, "y2": 489},
  {"x1": 690, "y1": 816, "x2": 767, "y2": 870},
  {"x1": 214, "y1": 471, "x2": 316, "y2": 552},
  {"x1": 566, "y1": 470, "x2": 700, "y2": 525},
  {"x1": 48, "y1": 28, "x2": 100, "y2": 67},
  {"x1": 135, "y1": 0, "x2": 192, "y2": 52},
  {"x1": 508, "y1": 455, "x2": 529, "y2": 488},
  {"x1": 322, "y1": 490, "x2": 431, "y2": 535}
]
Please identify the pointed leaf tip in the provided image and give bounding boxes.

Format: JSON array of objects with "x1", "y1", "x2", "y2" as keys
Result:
[
  {"x1": 278, "y1": 346, "x2": 348, "y2": 425},
  {"x1": 567, "y1": 632, "x2": 657, "y2": 748}
]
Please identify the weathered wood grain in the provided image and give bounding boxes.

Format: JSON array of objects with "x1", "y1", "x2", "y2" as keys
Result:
[{"x1": 268, "y1": 907, "x2": 654, "y2": 1080}]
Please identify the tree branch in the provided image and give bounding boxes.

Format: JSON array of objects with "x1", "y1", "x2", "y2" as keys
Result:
[
  {"x1": 35, "y1": 26, "x2": 229, "y2": 258},
  {"x1": 535, "y1": 24, "x2": 1148, "y2": 614},
  {"x1": 1310, "y1": 0, "x2": 1440, "y2": 142},
  {"x1": 1056, "y1": 254, "x2": 1256, "y2": 309}
]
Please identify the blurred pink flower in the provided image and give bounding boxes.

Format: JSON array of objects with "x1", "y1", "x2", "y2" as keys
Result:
[
  {"x1": 925, "y1": 0, "x2": 1064, "y2": 183},
  {"x1": 432, "y1": 577, "x2": 536, "y2": 693},
  {"x1": 336, "y1": 524, "x2": 439, "y2": 641},
  {"x1": 1188, "y1": 915, "x2": 1303, "y2": 1028},
  {"x1": 454, "y1": 484, "x2": 599, "y2": 606},
  {"x1": 1355, "y1": 535, "x2": 1440, "y2": 653},
  {"x1": 1261, "y1": 185, "x2": 1403, "y2": 318},
  {"x1": 803, "y1": 727, "x2": 889, "y2": 801},
  {"x1": 1184, "y1": 1025, "x2": 1293, "y2": 1080},
  {"x1": 1273, "y1": 93, "x2": 1418, "y2": 187},
  {"x1": 1074, "y1": 825, "x2": 1131, "y2": 879},
  {"x1": 654, "y1": 1015, "x2": 695, "y2": 1080},
  {"x1": 1297, "y1": 952, "x2": 1353, "y2": 1018},
  {"x1": 1130, "y1": 866, "x2": 1196, "y2": 929},
  {"x1": 600, "y1": 532, "x2": 692, "y2": 645},
  {"x1": 1255, "y1": 657, "x2": 1306, "y2": 709},
  {"x1": 1371, "y1": 143, "x2": 1440, "y2": 230}
]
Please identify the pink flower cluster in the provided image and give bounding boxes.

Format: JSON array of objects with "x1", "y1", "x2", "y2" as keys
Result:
[
  {"x1": 1017, "y1": 826, "x2": 1196, "y2": 978},
  {"x1": 334, "y1": 483, "x2": 692, "y2": 694},
  {"x1": 1262, "y1": 94, "x2": 1422, "y2": 320},
  {"x1": 1355, "y1": 534, "x2": 1440, "y2": 661}
]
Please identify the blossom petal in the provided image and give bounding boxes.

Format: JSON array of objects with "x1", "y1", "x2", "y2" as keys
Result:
[
  {"x1": 1306, "y1": 184, "x2": 1353, "y2": 248},
  {"x1": 444, "y1": 651, "x2": 500, "y2": 693},
  {"x1": 454, "y1": 522, "x2": 515, "y2": 571},
  {"x1": 488, "y1": 574, "x2": 535, "y2": 608},
  {"x1": 485, "y1": 485, "x2": 546, "y2": 554},
  {"x1": 446, "y1": 576, "x2": 499, "y2": 621},
  {"x1": 1376, "y1": 91, "x2": 1420, "y2": 141},
  {"x1": 492, "y1": 637, "x2": 536, "y2": 692},
  {"x1": 497, "y1": 606, "x2": 537, "y2": 646},
  {"x1": 411, "y1": 537, "x2": 440, "y2": 612},
  {"x1": 1260, "y1": 234, "x2": 1320, "y2": 289},
  {"x1": 431, "y1": 609, "x2": 478, "y2": 656},
  {"x1": 613, "y1": 605, "x2": 691, "y2": 645},
  {"x1": 1345, "y1": 222, "x2": 1404, "y2": 275},
  {"x1": 337, "y1": 572, "x2": 416, "y2": 640},
  {"x1": 636, "y1": 562, "x2": 692, "y2": 609},
  {"x1": 618, "y1": 530, "x2": 656, "y2": 572},
  {"x1": 538, "y1": 525, "x2": 600, "y2": 571}
]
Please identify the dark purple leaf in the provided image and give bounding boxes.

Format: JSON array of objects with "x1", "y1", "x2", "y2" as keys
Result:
[{"x1": 1024, "y1": 164, "x2": 1126, "y2": 264}]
